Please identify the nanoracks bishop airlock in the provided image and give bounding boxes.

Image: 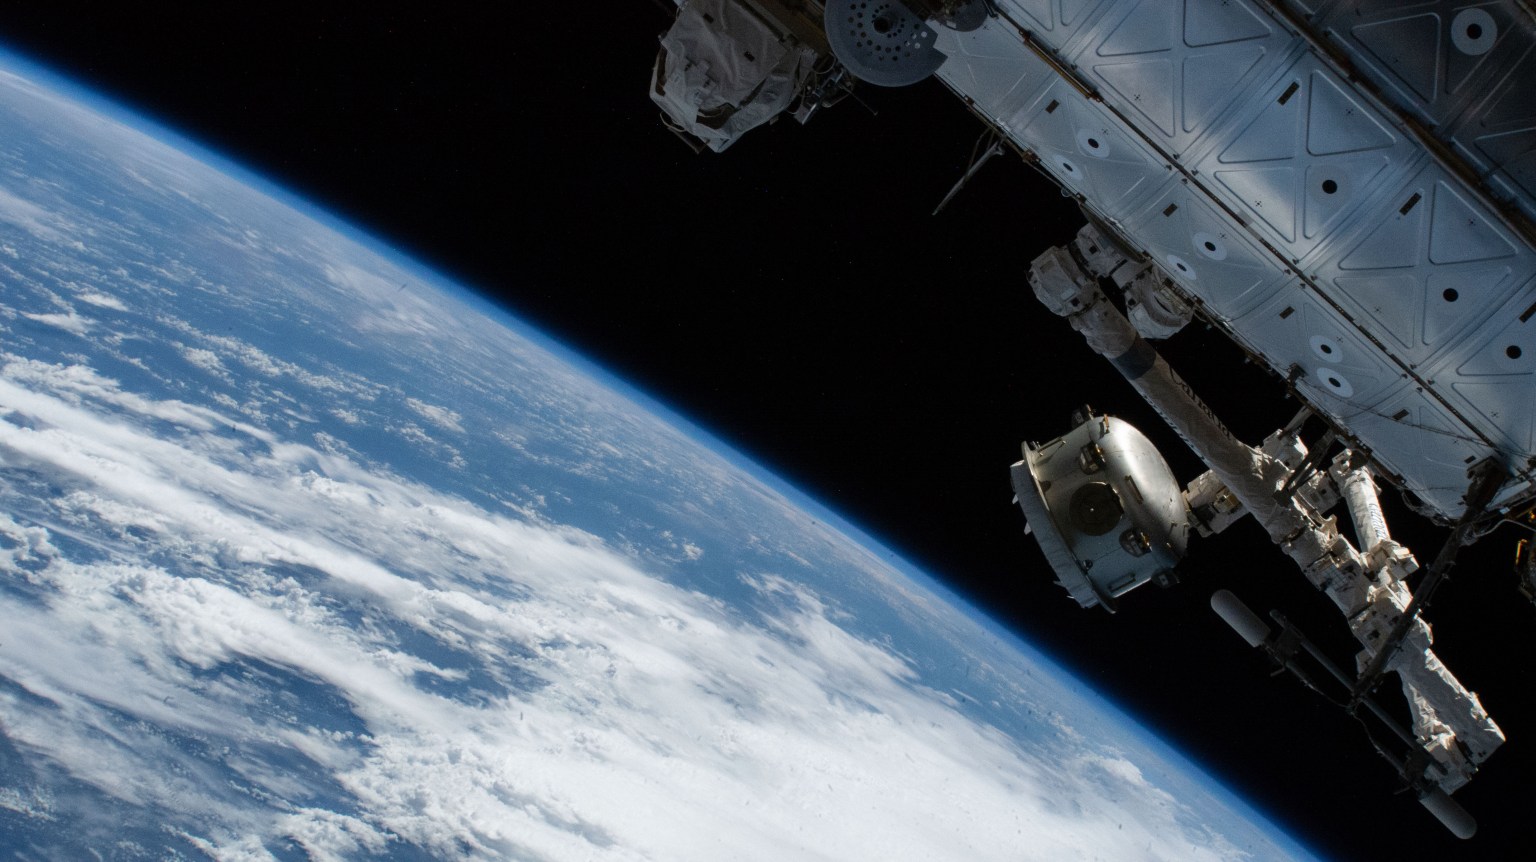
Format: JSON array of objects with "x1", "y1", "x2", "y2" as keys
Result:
[{"x1": 645, "y1": 0, "x2": 1536, "y2": 838}]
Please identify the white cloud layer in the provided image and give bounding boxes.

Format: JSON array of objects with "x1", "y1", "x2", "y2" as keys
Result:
[
  {"x1": 0, "y1": 359, "x2": 1281, "y2": 861},
  {"x1": 0, "y1": 60, "x2": 1310, "y2": 862}
]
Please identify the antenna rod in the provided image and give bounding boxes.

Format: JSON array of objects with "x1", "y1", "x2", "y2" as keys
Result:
[{"x1": 933, "y1": 133, "x2": 1004, "y2": 215}]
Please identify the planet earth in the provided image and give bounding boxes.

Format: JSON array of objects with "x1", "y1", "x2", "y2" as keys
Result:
[{"x1": 0, "y1": 52, "x2": 1320, "y2": 861}]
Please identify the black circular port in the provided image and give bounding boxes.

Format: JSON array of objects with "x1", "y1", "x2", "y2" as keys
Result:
[
  {"x1": 1508, "y1": 345, "x2": 1523, "y2": 359},
  {"x1": 873, "y1": 14, "x2": 893, "y2": 34},
  {"x1": 1203, "y1": 240, "x2": 1217, "y2": 252},
  {"x1": 1069, "y1": 482, "x2": 1124, "y2": 536},
  {"x1": 1087, "y1": 137, "x2": 1101, "y2": 149},
  {"x1": 1443, "y1": 288, "x2": 1460, "y2": 302},
  {"x1": 1322, "y1": 179, "x2": 1338, "y2": 194},
  {"x1": 1320, "y1": 343, "x2": 1334, "y2": 355},
  {"x1": 1467, "y1": 23, "x2": 1483, "y2": 39}
]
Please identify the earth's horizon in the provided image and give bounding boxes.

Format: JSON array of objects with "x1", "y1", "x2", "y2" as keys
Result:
[{"x1": 0, "y1": 50, "x2": 1320, "y2": 860}]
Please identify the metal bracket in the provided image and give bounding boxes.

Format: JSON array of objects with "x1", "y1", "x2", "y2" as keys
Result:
[{"x1": 1273, "y1": 430, "x2": 1337, "y2": 505}]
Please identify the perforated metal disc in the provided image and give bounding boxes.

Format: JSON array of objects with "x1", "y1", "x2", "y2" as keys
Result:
[{"x1": 824, "y1": 0, "x2": 945, "y2": 87}]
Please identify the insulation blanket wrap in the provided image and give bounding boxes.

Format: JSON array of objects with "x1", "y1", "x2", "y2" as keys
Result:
[{"x1": 652, "y1": 0, "x2": 814, "y2": 152}]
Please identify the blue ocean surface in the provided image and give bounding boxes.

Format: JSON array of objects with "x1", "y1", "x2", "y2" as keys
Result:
[{"x1": 0, "y1": 48, "x2": 1322, "y2": 860}]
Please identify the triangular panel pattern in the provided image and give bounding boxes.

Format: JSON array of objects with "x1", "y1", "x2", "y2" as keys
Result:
[
  {"x1": 1393, "y1": 397, "x2": 1490, "y2": 474},
  {"x1": 1080, "y1": 0, "x2": 1289, "y2": 152},
  {"x1": 1463, "y1": 44, "x2": 1536, "y2": 211},
  {"x1": 1125, "y1": 191, "x2": 1277, "y2": 318},
  {"x1": 1332, "y1": 274, "x2": 1421, "y2": 352},
  {"x1": 1317, "y1": 159, "x2": 1536, "y2": 373},
  {"x1": 1214, "y1": 166, "x2": 1298, "y2": 241},
  {"x1": 1059, "y1": 0, "x2": 1098, "y2": 27},
  {"x1": 1424, "y1": 281, "x2": 1536, "y2": 459},
  {"x1": 1093, "y1": 60, "x2": 1176, "y2": 136},
  {"x1": 1449, "y1": 381, "x2": 1536, "y2": 454},
  {"x1": 1182, "y1": 47, "x2": 1265, "y2": 135},
  {"x1": 1096, "y1": 0, "x2": 1174, "y2": 57},
  {"x1": 1218, "y1": 86, "x2": 1302, "y2": 164},
  {"x1": 1010, "y1": 0, "x2": 1056, "y2": 31},
  {"x1": 1343, "y1": 391, "x2": 1487, "y2": 513},
  {"x1": 1423, "y1": 267, "x2": 1514, "y2": 345},
  {"x1": 936, "y1": 22, "x2": 1054, "y2": 118},
  {"x1": 1060, "y1": 148, "x2": 1164, "y2": 211},
  {"x1": 1477, "y1": 48, "x2": 1536, "y2": 126},
  {"x1": 1233, "y1": 294, "x2": 1400, "y2": 411},
  {"x1": 1303, "y1": 156, "x2": 1390, "y2": 240},
  {"x1": 1306, "y1": 71, "x2": 1398, "y2": 156},
  {"x1": 940, "y1": 59, "x2": 1030, "y2": 114},
  {"x1": 1453, "y1": 299, "x2": 1536, "y2": 378},
  {"x1": 1427, "y1": 181, "x2": 1517, "y2": 264},
  {"x1": 1338, "y1": 195, "x2": 1425, "y2": 271},
  {"x1": 1183, "y1": 0, "x2": 1272, "y2": 48},
  {"x1": 1477, "y1": 127, "x2": 1536, "y2": 183},
  {"x1": 1479, "y1": 131, "x2": 1536, "y2": 211},
  {"x1": 1199, "y1": 59, "x2": 1422, "y2": 262},
  {"x1": 1351, "y1": 14, "x2": 1441, "y2": 102},
  {"x1": 1011, "y1": 84, "x2": 1167, "y2": 220},
  {"x1": 1293, "y1": 299, "x2": 1392, "y2": 388}
]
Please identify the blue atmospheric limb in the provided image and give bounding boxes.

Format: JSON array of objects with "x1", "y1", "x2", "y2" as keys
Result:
[{"x1": 0, "y1": 50, "x2": 1320, "y2": 860}]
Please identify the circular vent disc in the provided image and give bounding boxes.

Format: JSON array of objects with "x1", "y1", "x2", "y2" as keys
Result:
[{"x1": 824, "y1": 0, "x2": 946, "y2": 87}]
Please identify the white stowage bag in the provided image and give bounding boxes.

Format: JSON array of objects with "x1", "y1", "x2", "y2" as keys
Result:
[{"x1": 651, "y1": 0, "x2": 815, "y2": 152}]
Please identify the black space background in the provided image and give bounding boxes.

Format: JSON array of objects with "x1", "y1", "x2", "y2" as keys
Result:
[{"x1": 0, "y1": 4, "x2": 1532, "y2": 860}]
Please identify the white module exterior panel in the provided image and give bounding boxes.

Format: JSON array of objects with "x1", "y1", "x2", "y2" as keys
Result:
[
  {"x1": 1426, "y1": 279, "x2": 1536, "y2": 458},
  {"x1": 1063, "y1": 0, "x2": 1294, "y2": 156},
  {"x1": 1278, "y1": 0, "x2": 1325, "y2": 15},
  {"x1": 1460, "y1": 44, "x2": 1536, "y2": 225},
  {"x1": 1313, "y1": 1, "x2": 1516, "y2": 129},
  {"x1": 1280, "y1": 0, "x2": 1536, "y2": 228},
  {"x1": 1446, "y1": 378, "x2": 1536, "y2": 465},
  {"x1": 930, "y1": 0, "x2": 1536, "y2": 517},
  {"x1": 933, "y1": 13, "x2": 1059, "y2": 124},
  {"x1": 1005, "y1": 79, "x2": 1173, "y2": 223},
  {"x1": 1118, "y1": 185, "x2": 1285, "y2": 319},
  {"x1": 1234, "y1": 288, "x2": 1406, "y2": 411},
  {"x1": 1307, "y1": 160, "x2": 1536, "y2": 367},
  {"x1": 1182, "y1": 53, "x2": 1421, "y2": 266},
  {"x1": 1347, "y1": 384, "x2": 1498, "y2": 503},
  {"x1": 932, "y1": 21, "x2": 1175, "y2": 228},
  {"x1": 993, "y1": 0, "x2": 1121, "y2": 53}
]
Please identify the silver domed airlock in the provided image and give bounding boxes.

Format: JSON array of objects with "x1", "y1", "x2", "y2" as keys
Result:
[{"x1": 1011, "y1": 411, "x2": 1190, "y2": 611}]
